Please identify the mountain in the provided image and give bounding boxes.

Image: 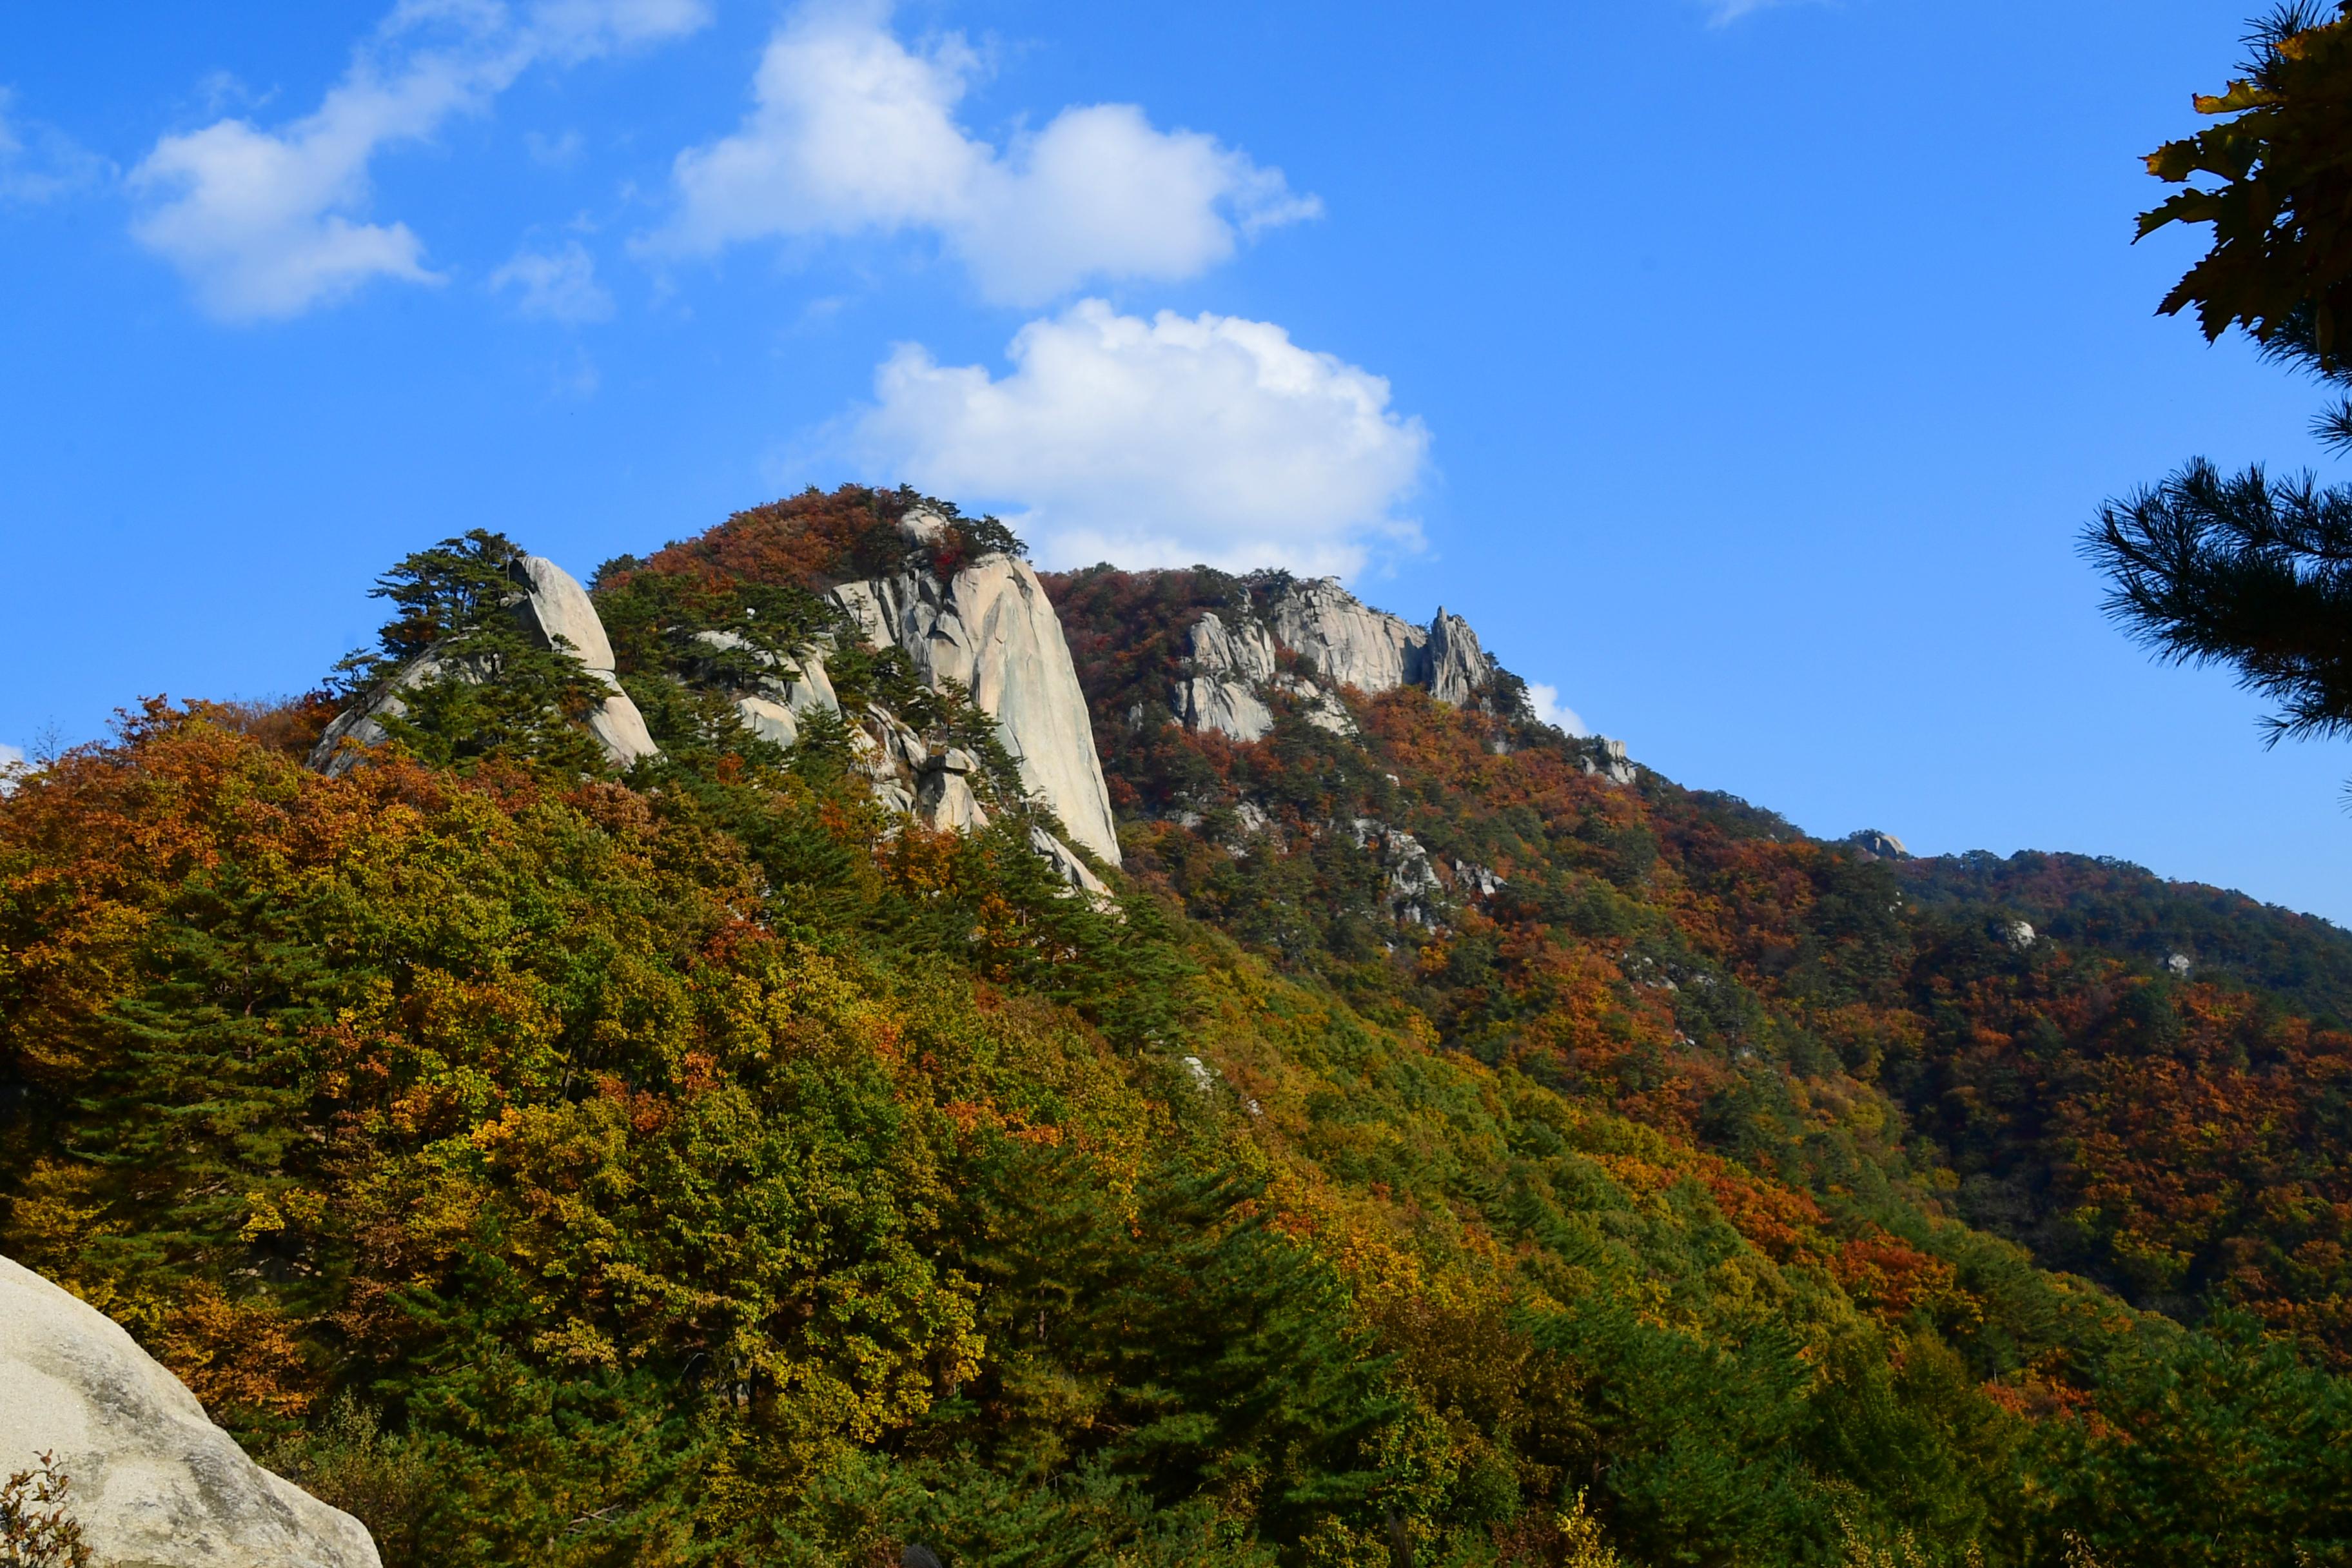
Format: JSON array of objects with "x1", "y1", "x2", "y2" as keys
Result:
[{"x1": 5, "y1": 484, "x2": 2351, "y2": 1568}]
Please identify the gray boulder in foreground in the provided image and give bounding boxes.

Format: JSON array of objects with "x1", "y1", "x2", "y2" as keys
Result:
[{"x1": 0, "y1": 1253, "x2": 380, "y2": 1568}]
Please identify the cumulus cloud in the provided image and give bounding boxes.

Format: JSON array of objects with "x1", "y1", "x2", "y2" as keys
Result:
[
  {"x1": 492, "y1": 240, "x2": 612, "y2": 322},
  {"x1": 1524, "y1": 683, "x2": 1588, "y2": 736},
  {"x1": 647, "y1": 1, "x2": 1319, "y2": 304},
  {"x1": 842, "y1": 299, "x2": 1427, "y2": 576},
  {"x1": 0, "y1": 88, "x2": 108, "y2": 203},
  {"x1": 130, "y1": 0, "x2": 707, "y2": 322}
]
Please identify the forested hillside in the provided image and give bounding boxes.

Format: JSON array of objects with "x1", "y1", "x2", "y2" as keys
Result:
[{"x1": 5, "y1": 488, "x2": 2351, "y2": 1567}]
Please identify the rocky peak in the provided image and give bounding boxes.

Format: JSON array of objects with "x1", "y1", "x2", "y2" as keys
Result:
[
  {"x1": 311, "y1": 553, "x2": 658, "y2": 778},
  {"x1": 1423, "y1": 608, "x2": 1494, "y2": 706},
  {"x1": 1153, "y1": 578, "x2": 1513, "y2": 749}
]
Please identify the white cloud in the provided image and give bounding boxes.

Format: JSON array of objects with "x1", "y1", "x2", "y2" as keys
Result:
[
  {"x1": 0, "y1": 88, "x2": 109, "y2": 203},
  {"x1": 842, "y1": 299, "x2": 1428, "y2": 576},
  {"x1": 648, "y1": 1, "x2": 1319, "y2": 304},
  {"x1": 1524, "y1": 683, "x2": 1588, "y2": 736},
  {"x1": 492, "y1": 240, "x2": 612, "y2": 321},
  {"x1": 130, "y1": 0, "x2": 707, "y2": 322}
]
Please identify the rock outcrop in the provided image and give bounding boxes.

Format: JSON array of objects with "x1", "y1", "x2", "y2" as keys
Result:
[
  {"x1": 1852, "y1": 830, "x2": 1910, "y2": 861},
  {"x1": 692, "y1": 629, "x2": 841, "y2": 751},
  {"x1": 0, "y1": 1252, "x2": 381, "y2": 1568},
  {"x1": 311, "y1": 554, "x2": 658, "y2": 778},
  {"x1": 1423, "y1": 610, "x2": 1491, "y2": 706},
  {"x1": 831, "y1": 513, "x2": 1121, "y2": 867},
  {"x1": 1159, "y1": 579, "x2": 1506, "y2": 749},
  {"x1": 1175, "y1": 613, "x2": 1278, "y2": 741}
]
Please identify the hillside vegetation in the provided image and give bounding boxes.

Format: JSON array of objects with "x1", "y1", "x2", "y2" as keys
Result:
[{"x1": 3, "y1": 488, "x2": 2351, "y2": 1566}]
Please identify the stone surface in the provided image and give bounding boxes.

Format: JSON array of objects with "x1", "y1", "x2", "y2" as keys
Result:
[
  {"x1": 309, "y1": 554, "x2": 657, "y2": 776},
  {"x1": 0, "y1": 1252, "x2": 381, "y2": 1568},
  {"x1": 1580, "y1": 738, "x2": 1636, "y2": 788},
  {"x1": 512, "y1": 554, "x2": 617, "y2": 672},
  {"x1": 917, "y1": 767, "x2": 988, "y2": 833},
  {"x1": 1175, "y1": 676, "x2": 1275, "y2": 743},
  {"x1": 1028, "y1": 827, "x2": 1112, "y2": 899},
  {"x1": 1267, "y1": 578, "x2": 1428, "y2": 695},
  {"x1": 1853, "y1": 829, "x2": 1910, "y2": 860},
  {"x1": 308, "y1": 654, "x2": 467, "y2": 778},
  {"x1": 833, "y1": 556, "x2": 1121, "y2": 867},
  {"x1": 1422, "y1": 609, "x2": 1494, "y2": 705},
  {"x1": 735, "y1": 694, "x2": 800, "y2": 749},
  {"x1": 2004, "y1": 920, "x2": 2037, "y2": 951},
  {"x1": 1189, "y1": 612, "x2": 1280, "y2": 685}
]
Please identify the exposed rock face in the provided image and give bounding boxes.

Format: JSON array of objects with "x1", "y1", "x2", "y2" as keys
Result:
[
  {"x1": 1190, "y1": 611, "x2": 1279, "y2": 685},
  {"x1": 1174, "y1": 612, "x2": 1279, "y2": 742},
  {"x1": 833, "y1": 538, "x2": 1121, "y2": 867},
  {"x1": 1028, "y1": 826, "x2": 1111, "y2": 899},
  {"x1": 1267, "y1": 578, "x2": 1428, "y2": 696},
  {"x1": 1155, "y1": 580, "x2": 1510, "y2": 749},
  {"x1": 311, "y1": 554, "x2": 658, "y2": 778},
  {"x1": 2004, "y1": 920, "x2": 2037, "y2": 951},
  {"x1": 692, "y1": 629, "x2": 841, "y2": 752},
  {"x1": 918, "y1": 754, "x2": 988, "y2": 834},
  {"x1": 1346, "y1": 818, "x2": 1445, "y2": 928},
  {"x1": 1423, "y1": 610, "x2": 1494, "y2": 706},
  {"x1": 1582, "y1": 738, "x2": 1636, "y2": 787},
  {"x1": 0, "y1": 1253, "x2": 381, "y2": 1568},
  {"x1": 1853, "y1": 830, "x2": 1910, "y2": 861}
]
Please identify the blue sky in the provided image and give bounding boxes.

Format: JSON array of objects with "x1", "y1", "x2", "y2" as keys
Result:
[{"x1": 5, "y1": 1, "x2": 2349, "y2": 921}]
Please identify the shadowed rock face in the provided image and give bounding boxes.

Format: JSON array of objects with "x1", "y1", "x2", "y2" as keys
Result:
[
  {"x1": 0, "y1": 1253, "x2": 381, "y2": 1568},
  {"x1": 832, "y1": 525, "x2": 1121, "y2": 867}
]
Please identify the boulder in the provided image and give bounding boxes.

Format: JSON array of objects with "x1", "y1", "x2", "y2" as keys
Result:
[
  {"x1": 691, "y1": 630, "x2": 842, "y2": 721},
  {"x1": 0, "y1": 1252, "x2": 380, "y2": 1568},
  {"x1": 511, "y1": 554, "x2": 616, "y2": 671},
  {"x1": 1852, "y1": 829, "x2": 1910, "y2": 861},
  {"x1": 917, "y1": 749, "x2": 988, "y2": 833}
]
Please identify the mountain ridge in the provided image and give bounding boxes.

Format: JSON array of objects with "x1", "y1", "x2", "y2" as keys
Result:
[{"x1": 7, "y1": 484, "x2": 2352, "y2": 1566}]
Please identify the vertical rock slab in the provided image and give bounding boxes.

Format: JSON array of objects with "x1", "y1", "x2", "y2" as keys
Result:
[
  {"x1": 0, "y1": 1253, "x2": 381, "y2": 1568},
  {"x1": 1422, "y1": 609, "x2": 1494, "y2": 705},
  {"x1": 833, "y1": 555, "x2": 1121, "y2": 867},
  {"x1": 513, "y1": 555, "x2": 660, "y2": 770},
  {"x1": 310, "y1": 553, "x2": 658, "y2": 776}
]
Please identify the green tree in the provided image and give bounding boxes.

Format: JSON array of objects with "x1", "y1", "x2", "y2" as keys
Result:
[
  {"x1": 333, "y1": 530, "x2": 611, "y2": 776},
  {"x1": 2088, "y1": 5, "x2": 2352, "y2": 776}
]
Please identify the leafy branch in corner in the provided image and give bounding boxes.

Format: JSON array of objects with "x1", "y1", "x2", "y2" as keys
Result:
[{"x1": 2084, "y1": 457, "x2": 2352, "y2": 745}]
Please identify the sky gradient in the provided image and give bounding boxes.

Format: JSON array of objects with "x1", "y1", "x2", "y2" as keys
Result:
[{"x1": 4, "y1": 1, "x2": 2347, "y2": 921}]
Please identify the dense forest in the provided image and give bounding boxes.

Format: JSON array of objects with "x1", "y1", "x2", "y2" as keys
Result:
[{"x1": 6, "y1": 487, "x2": 2352, "y2": 1566}]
